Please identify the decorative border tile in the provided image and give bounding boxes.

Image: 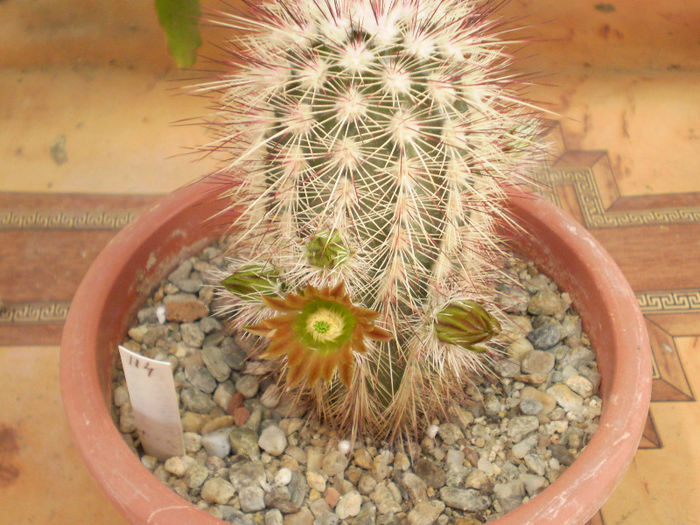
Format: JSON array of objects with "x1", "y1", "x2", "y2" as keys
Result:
[{"x1": 0, "y1": 209, "x2": 137, "y2": 230}]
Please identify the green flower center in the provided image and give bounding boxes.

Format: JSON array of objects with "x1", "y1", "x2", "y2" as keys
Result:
[
  {"x1": 306, "y1": 308, "x2": 344, "y2": 342},
  {"x1": 294, "y1": 299, "x2": 356, "y2": 353}
]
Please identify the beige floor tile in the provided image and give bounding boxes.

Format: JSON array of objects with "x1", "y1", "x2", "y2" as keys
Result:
[{"x1": 0, "y1": 346, "x2": 127, "y2": 524}]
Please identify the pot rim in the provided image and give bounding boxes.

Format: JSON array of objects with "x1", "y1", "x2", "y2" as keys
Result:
[{"x1": 60, "y1": 178, "x2": 651, "y2": 525}]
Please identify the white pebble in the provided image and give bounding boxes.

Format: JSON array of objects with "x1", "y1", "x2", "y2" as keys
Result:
[
  {"x1": 426, "y1": 424, "x2": 439, "y2": 439},
  {"x1": 275, "y1": 467, "x2": 293, "y2": 486},
  {"x1": 156, "y1": 305, "x2": 167, "y2": 324},
  {"x1": 338, "y1": 439, "x2": 351, "y2": 455}
]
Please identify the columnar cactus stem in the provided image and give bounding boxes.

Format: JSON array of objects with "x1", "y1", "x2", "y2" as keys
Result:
[{"x1": 204, "y1": 0, "x2": 542, "y2": 439}]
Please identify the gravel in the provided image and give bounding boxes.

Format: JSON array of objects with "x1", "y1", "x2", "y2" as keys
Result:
[{"x1": 113, "y1": 247, "x2": 602, "y2": 524}]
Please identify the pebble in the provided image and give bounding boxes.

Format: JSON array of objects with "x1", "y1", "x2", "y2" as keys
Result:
[
  {"x1": 335, "y1": 491, "x2": 362, "y2": 519},
  {"x1": 201, "y1": 427, "x2": 233, "y2": 458},
  {"x1": 565, "y1": 375, "x2": 594, "y2": 398},
  {"x1": 201, "y1": 477, "x2": 235, "y2": 504},
  {"x1": 439, "y1": 487, "x2": 490, "y2": 512},
  {"x1": 259, "y1": 425, "x2": 288, "y2": 456},
  {"x1": 239, "y1": 485, "x2": 266, "y2": 512},
  {"x1": 185, "y1": 362, "x2": 217, "y2": 394},
  {"x1": 547, "y1": 384, "x2": 584, "y2": 412},
  {"x1": 527, "y1": 319, "x2": 563, "y2": 349},
  {"x1": 229, "y1": 427, "x2": 261, "y2": 460},
  {"x1": 521, "y1": 350, "x2": 556, "y2": 376},
  {"x1": 114, "y1": 248, "x2": 602, "y2": 524},
  {"x1": 407, "y1": 500, "x2": 445, "y2": 525},
  {"x1": 202, "y1": 345, "x2": 232, "y2": 382},
  {"x1": 236, "y1": 375, "x2": 259, "y2": 398},
  {"x1": 494, "y1": 480, "x2": 525, "y2": 513},
  {"x1": 164, "y1": 294, "x2": 209, "y2": 322}
]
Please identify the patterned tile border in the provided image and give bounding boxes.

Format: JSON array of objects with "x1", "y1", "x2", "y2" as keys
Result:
[
  {"x1": 636, "y1": 289, "x2": 700, "y2": 314},
  {"x1": 534, "y1": 166, "x2": 700, "y2": 228},
  {"x1": 0, "y1": 301, "x2": 71, "y2": 324},
  {"x1": 0, "y1": 209, "x2": 138, "y2": 230}
]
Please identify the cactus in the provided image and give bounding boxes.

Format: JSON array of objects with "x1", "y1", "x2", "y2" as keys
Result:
[{"x1": 204, "y1": 0, "x2": 542, "y2": 439}]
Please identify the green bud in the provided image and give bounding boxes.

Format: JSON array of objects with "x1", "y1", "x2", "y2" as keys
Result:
[
  {"x1": 435, "y1": 300, "x2": 501, "y2": 353},
  {"x1": 221, "y1": 264, "x2": 282, "y2": 298},
  {"x1": 306, "y1": 231, "x2": 351, "y2": 269}
]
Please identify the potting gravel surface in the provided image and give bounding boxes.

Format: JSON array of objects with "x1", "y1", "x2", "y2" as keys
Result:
[{"x1": 112, "y1": 243, "x2": 601, "y2": 525}]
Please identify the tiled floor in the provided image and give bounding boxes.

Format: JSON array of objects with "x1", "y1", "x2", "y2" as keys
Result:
[{"x1": 1, "y1": 1, "x2": 699, "y2": 523}]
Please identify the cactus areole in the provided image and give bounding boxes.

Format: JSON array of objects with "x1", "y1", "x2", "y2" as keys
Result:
[{"x1": 209, "y1": 0, "x2": 542, "y2": 438}]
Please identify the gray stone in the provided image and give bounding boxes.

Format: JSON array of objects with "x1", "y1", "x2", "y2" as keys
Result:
[
  {"x1": 352, "y1": 502, "x2": 377, "y2": 525},
  {"x1": 521, "y1": 350, "x2": 556, "y2": 376},
  {"x1": 493, "y1": 480, "x2": 525, "y2": 513},
  {"x1": 370, "y1": 483, "x2": 401, "y2": 514},
  {"x1": 236, "y1": 374, "x2": 259, "y2": 398},
  {"x1": 185, "y1": 463, "x2": 209, "y2": 489},
  {"x1": 229, "y1": 427, "x2": 261, "y2": 460},
  {"x1": 527, "y1": 320, "x2": 563, "y2": 349},
  {"x1": 259, "y1": 425, "x2": 288, "y2": 456},
  {"x1": 464, "y1": 468, "x2": 489, "y2": 490},
  {"x1": 202, "y1": 345, "x2": 232, "y2": 382},
  {"x1": 222, "y1": 337, "x2": 248, "y2": 370},
  {"x1": 336, "y1": 491, "x2": 363, "y2": 519},
  {"x1": 372, "y1": 450, "x2": 394, "y2": 480},
  {"x1": 507, "y1": 415, "x2": 539, "y2": 442},
  {"x1": 549, "y1": 443, "x2": 575, "y2": 466},
  {"x1": 439, "y1": 487, "x2": 490, "y2": 512},
  {"x1": 565, "y1": 375, "x2": 594, "y2": 398},
  {"x1": 169, "y1": 259, "x2": 193, "y2": 282},
  {"x1": 358, "y1": 473, "x2": 377, "y2": 494},
  {"x1": 201, "y1": 477, "x2": 235, "y2": 504},
  {"x1": 563, "y1": 346, "x2": 596, "y2": 368},
  {"x1": 181, "y1": 386, "x2": 217, "y2": 413},
  {"x1": 183, "y1": 432, "x2": 202, "y2": 454},
  {"x1": 284, "y1": 507, "x2": 314, "y2": 525},
  {"x1": 181, "y1": 322, "x2": 206, "y2": 348},
  {"x1": 547, "y1": 384, "x2": 583, "y2": 412},
  {"x1": 137, "y1": 306, "x2": 159, "y2": 324},
  {"x1": 522, "y1": 473, "x2": 547, "y2": 496},
  {"x1": 407, "y1": 500, "x2": 445, "y2": 525},
  {"x1": 321, "y1": 450, "x2": 348, "y2": 477},
  {"x1": 414, "y1": 458, "x2": 446, "y2": 489},
  {"x1": 437, "y1": 423, "x2": 464, "y2": 445},
  {"x1": 229, "y1": 460, "x2": 266, "y2": 490},
  {"x1": 401, "y1": 472, "x2": 428, "y2": 503},
  {"x1": 265, "y1": 486, "x2": 300, "y2": 514},
  {"x1": 512, "y1": 433, "x2": 538, "y2": 459},
  {"x1": 174, "y1": 277, "x2": 203, "y2": 293},
  {"x1": 528, "y1": 290, "x2": 566, "y2": 317},
  {"x1": 524, "y1": 453, "x2": 546, "y2": 476},
  {"x1": 202, "y1": 427, "x2": 233, "y2": 458},
  {"x1": 519, "y1": 398, "x2": 543, "y2": 416},
  {"x1": 221, "y1": 507, "x2": 256, "y2": 525},
  {"x1": 260, "y1": 384, "x2": 282, "y2": 408},
  {"x1": 495, "y1": 358, "x2": 521, "y2": 378},
  {"x1": 306, "y1": 471, "x2": 327, "y2": 492},
  {"x1": 265, "y1": 509, "x2": 284, "y2": 525},
  {"x1": 239, "y1": 485, "x2": 266, "y2": 512},
  {"x1": 185, "y1": 362, "x2": 217, "y2": 394},
  {"x1": 353, "y1": 448, "x2": 374, "y2": 470}
]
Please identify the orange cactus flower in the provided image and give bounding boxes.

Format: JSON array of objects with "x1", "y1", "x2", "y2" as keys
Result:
[{"x1": 246, "y1": 281, "x2": 392, "y2": 387}]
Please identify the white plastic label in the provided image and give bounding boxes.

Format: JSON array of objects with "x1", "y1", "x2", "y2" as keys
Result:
[{"x1": 118, "y1": 345, "x2": 185, "y2": 459}]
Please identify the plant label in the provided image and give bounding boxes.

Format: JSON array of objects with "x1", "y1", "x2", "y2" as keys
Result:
[{"x1": 118, "y1": 345, "x2": 184, "y2": 459}]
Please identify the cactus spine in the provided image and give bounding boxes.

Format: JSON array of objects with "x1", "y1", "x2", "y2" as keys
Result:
[{"x1": 206, "y1": 0, "x2": 541, "y2": 439}]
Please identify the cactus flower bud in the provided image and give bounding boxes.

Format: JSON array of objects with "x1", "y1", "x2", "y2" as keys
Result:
[
  {"x1": 307, "y1": 231, "x2": 351, "y2": 269},
  {"x1": 435, "y1": 301, "x2": 501, "y2": 353},
  {"x1": 221, "y1": 264, "x2": 282, "y2": 298}
]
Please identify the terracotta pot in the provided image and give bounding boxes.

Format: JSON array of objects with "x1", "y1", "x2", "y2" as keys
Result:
[{"x1": 60, "y1": 178, "x2": 651, "y2": 525}]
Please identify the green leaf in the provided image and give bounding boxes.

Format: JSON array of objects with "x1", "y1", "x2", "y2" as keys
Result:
[{"x1": 155, "y1": 0, "x2": 202, "y2": 68}]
